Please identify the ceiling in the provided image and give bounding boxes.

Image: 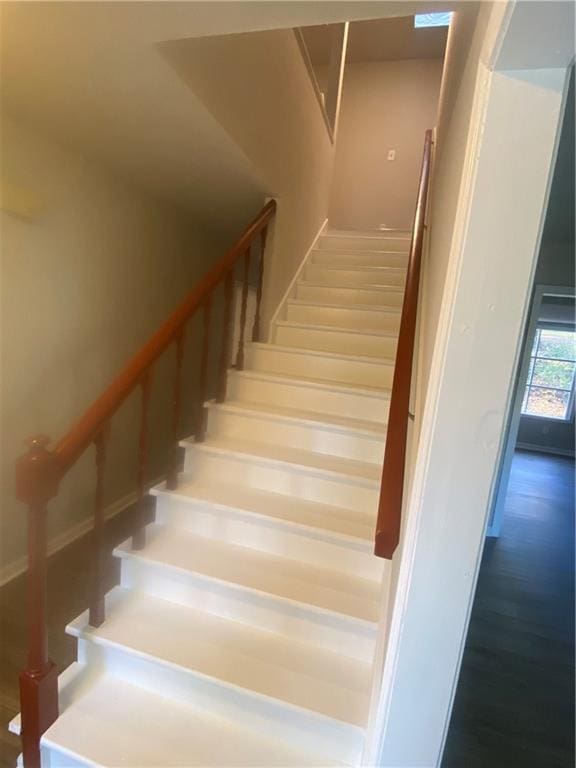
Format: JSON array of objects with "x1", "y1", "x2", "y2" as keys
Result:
[
  {"x1": 302, "y1": 16, "x2": 449, "y2": 65},
  {"x1": 494, "y1": 1, "x2": 575, "y2": 71},
  {"x1": 0, "y1": 2, "x2": 455, "y2": 234}
]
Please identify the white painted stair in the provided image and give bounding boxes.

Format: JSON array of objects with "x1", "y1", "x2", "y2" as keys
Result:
[{"x1": 12, "y1": 229, "x2": 409, "y2": 767}]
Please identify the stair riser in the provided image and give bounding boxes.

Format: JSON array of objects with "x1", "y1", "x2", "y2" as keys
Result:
[
  {"x1": 296, "y1": 283, "x2": 404, "y2": 308},
  {"x1": 77, "y1": 640, "x2": 364, "y2": 766},
  {"x1": 319, "y1": 235, "x2": 410, "y2": 251},
  {"x1": 312, "y1": 250, "x2": 408, "y2": 269},
  {"x1": 119, "y1": 557, "x2": 377, "y2": 662},
  {"x1": 305, "y1": 264, "x2": 406, "y2": 288},
  {"x1": 286, "y1": 303, "x2": 401, "y2": 333},
  {"x1": 207, "y1": 406, "x2": 385, "y2": 465},
  {"x1": 183, "y1": 447, "x2": 379, "y2": 514},
  {"x1": 275, "y1": 324, "x2": 397, "y2": 358},
  {"x1": 245, "y1": 344, "x2": 393, "y2": 388},
  {"x1": 155, "y1": 495, "x2": 382, "y2": 579},
  {"x1": 227, "y1": 372, "x2": 390, "y2": 423}
]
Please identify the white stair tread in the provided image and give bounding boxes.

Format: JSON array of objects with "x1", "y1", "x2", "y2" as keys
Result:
[
  {"x1": 313, "y1": 246, "x2": 409, "y2": 253},
  {"x1": 287, "y1": 299, "x2": 401, "y2": 315},
  {"x1": 320, "y1": 245, "x2": 409, "y2": 253},
  {"x1": 299, "y1": 280, "x2": 405, "y2": 293},
  {"x1": 41, "y1": 666, "x2": 339, "y2": 767},
  {"x1": 310, "y1": 264, "x2": 406, "y2": 273},
  {"x1": 153, "y1": 479, "x2": 376, "y2": 542},
  {"x1": 235, "y1": 367, "x2": 391, "y2": 396},
  {"x1": 211, "y1": 399, "x2": 387, "y2": 436},
  {"x1": 183, "y1": 436, "x2": 381, "y2": 484},
  {"x1": 276, "y1": 320, "x2": 398, "y2": 339},
  {"x1": 300, "y1": 281, "x2": 404, "y2": 293},
  {"x1": 115, "y1": 525, "x2": 381, "y2": 624},
  {"x1": 69, "y1": 587, "x2": 371, "y2": 726},
  {"x1": 326, "y1": 229, "x2": 411, "y2": 238},
  {"x1": 249, "y1": 341, "x2": 395, "y2": 366}
]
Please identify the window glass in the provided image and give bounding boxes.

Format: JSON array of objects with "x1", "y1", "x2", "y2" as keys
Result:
[
  {"x1": 522, "y1": 328, "x2": 576, "y2": 420},
  {"x1": 537, "y1": 329, "x2": 576, "y2": 361},
  {"x1": 524, "y1": 388, "x2": 570, "y2": 419},
  {"x1": 414, "y1": 12, "x2": 452, "y2": 28}
]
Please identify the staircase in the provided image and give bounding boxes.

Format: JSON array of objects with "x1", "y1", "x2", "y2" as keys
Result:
[{"x1": 11, "y1": 229, "x2": 411, "y2": 767}]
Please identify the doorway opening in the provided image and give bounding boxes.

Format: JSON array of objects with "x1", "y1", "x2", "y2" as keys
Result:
[{"x1": 489, "y1": 287, "x2": 576, "y2": 537}]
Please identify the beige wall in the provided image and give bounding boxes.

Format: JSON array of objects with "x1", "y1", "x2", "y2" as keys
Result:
[
  {"x1": 418, "y1": 3, "x2": 484, "y2": 395},
  {"x1": 161, "y1": 28, "x2": 336, "y2": 334},
  {"x1": 329, "y1": 59, "x2": 444, "y2": 231},
  {"x1": 0, "y1": 113, "x2": 227, "y2": 580}
]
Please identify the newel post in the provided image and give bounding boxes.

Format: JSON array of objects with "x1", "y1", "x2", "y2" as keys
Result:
[{"x1": 15, "y1": 435, "x2": 61, "y2": 768}]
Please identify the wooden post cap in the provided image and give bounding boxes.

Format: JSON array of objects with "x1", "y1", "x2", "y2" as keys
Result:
[
  {"x1": 25, "y1": 435, "x2": 51, "y2": 452},
  {"x1": 16, "y1": 435, "x2": 59, "y2": 506}
]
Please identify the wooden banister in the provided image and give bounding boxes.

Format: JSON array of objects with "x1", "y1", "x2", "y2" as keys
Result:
[
  {"x1": 15, "y1": 198, "x2": 276, "y2": 767},
  {"x1": 375, "y1": 130, "x2": 433, "y2": 560}
]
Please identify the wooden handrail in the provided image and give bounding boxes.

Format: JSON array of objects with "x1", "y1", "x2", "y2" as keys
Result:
[
  {"x1": 375, "y1": 130, "x2": 433, "y2": 559},
  {"x1": 15, "y1": 198, "x2": 276, "y2": 767}
]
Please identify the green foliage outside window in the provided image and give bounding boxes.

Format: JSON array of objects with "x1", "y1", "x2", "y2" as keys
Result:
[{"x1": 522, "y1": 329, "x2": 576, "y2": 420}]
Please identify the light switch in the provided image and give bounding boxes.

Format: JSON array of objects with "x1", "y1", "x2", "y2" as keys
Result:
[{"x1": 387, "y1": 149, "x2": 396, "y2": 161}]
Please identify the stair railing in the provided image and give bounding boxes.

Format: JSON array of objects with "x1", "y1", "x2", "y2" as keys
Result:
[
  {"x1": 14, "y1": 199, "x2": 276, "y2": 768},
  {"x1": 375, "y1": 130, "x2": 433, "y2": 559}
]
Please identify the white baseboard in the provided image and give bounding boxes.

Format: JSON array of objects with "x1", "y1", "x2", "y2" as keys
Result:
[
  {"x1": 0, "y1": 476, "x2": 163, "y2": 588},
  {"x1": 268, "y1": 217, "x2": 328, "y2": 335},
  {"x1": 516, "y1": 442, "x2": 575, "y2": 458}
]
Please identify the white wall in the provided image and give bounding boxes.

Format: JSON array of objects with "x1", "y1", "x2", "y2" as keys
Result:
[
  {"x1": 329, "y1": 59, "x2": 444, "y2": 230},
  {"x1": 161, "y1": 28, "x2": 336, "y2": 336},
  {"x1": 0, "y1": 113, "x2": 227, "y2": 582},
  {"x1": 369, "y1": 0, "x2": 574, "y2": 764}
]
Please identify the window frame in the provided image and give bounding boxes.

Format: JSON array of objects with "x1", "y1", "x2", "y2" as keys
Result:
[{"x1": 521, "y1": 321, "x2": 576, "y2": 422}]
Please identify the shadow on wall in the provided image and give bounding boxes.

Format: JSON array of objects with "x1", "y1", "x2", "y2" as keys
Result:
[
  {"x1": 0, "y1": 114, "x2": 233, "y2": 584},
  {"x1": 159, "y1": 28, "x2": 336, "y2": 331}
]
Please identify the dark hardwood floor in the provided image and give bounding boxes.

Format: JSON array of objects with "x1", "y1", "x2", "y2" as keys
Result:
[{"x1": 443, "y1": 450, "x2": 575, "y2": 768}]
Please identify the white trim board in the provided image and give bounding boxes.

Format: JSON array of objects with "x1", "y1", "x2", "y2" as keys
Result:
[
  {"x1": 268, "y1": 217, "x2": 328, "y2": 334},
  {"x1": 0, "y1": 477, "x2": 163, "y2": 588},
  {"x1": 516, "y1": 442, "x2": 575, "y2": 459},
  {"x1": 293, "y1": 29, "x2": 334, "y2": 145}
]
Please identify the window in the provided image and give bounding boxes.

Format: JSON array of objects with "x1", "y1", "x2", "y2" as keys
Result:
[
  {"x1": 521, "y1": 327, "x2": 576, "y2": 420},
  {"x1": 414, "y1": 12, "x2": 452, "y2": 28}
]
